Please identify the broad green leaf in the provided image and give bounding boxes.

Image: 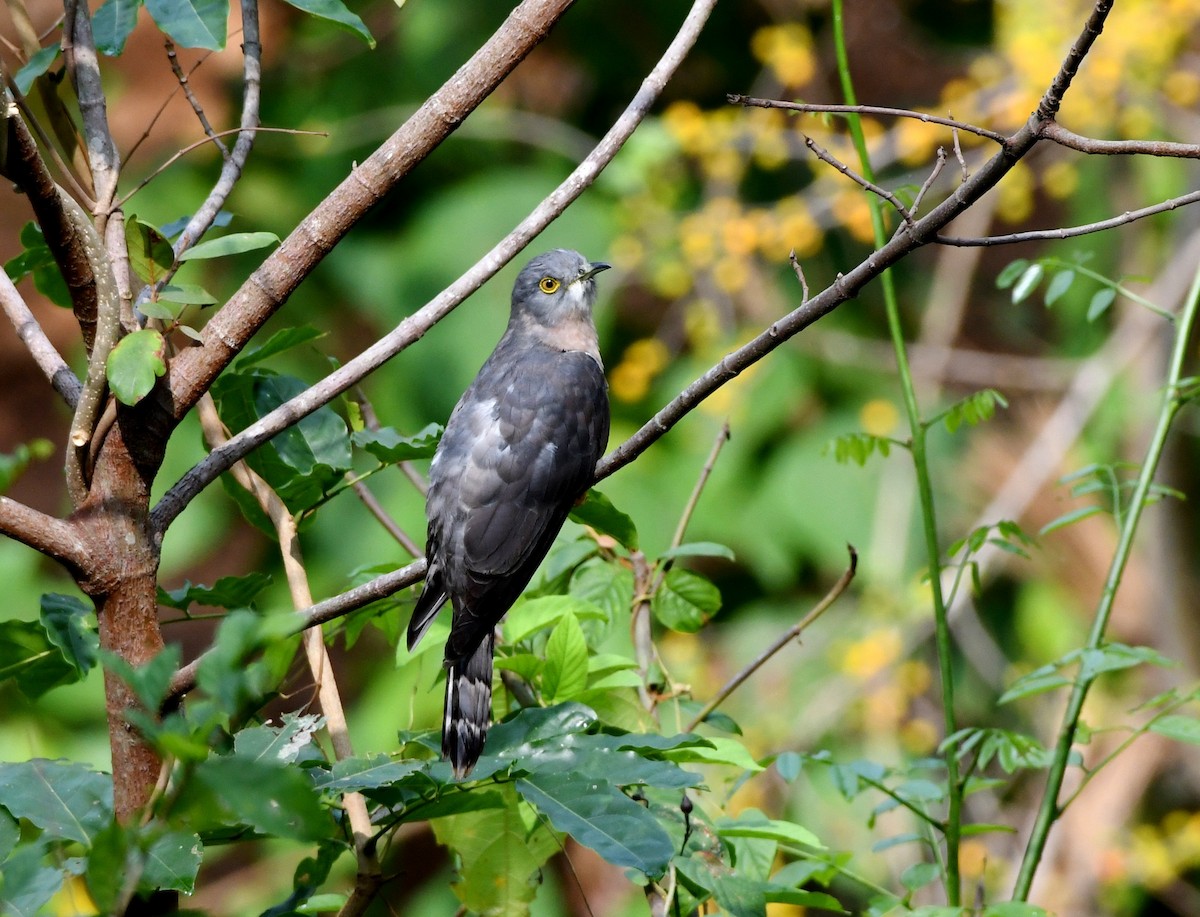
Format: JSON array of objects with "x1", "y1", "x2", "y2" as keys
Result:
[
  {"x1": 106, "y1": 329, "x2": 166, "y2": 405},
  {"x1": 569, "y1": 557, "x2": 634, "y2": 622},
  {"x1": 1078, "y1": 642, "x2": 1173, "y2": 679},
  {"x1": 652, "y1": 567, "x2": 721, "y2": 633},
  {"x1": 1149, "y1": 715, "x2": 1200, "y2": 745},
  {"x1": 155, "y1": 283, "x2": 218, "y2": 305},
  {"x1": 541, "y1": 613, "x2": 589, "y2": 703},
  {"x1": 1044, "y1": 269, "x2": 1075, "y2": 306},
  {"x1": 0, "y1": 759, "x2": 112, "y2": 844},
  {"x1": 351, "y1": 423, "x2": 442, "y2": 464},
  {"x1": 716, "y1": 808, "x2": 822, "y2": 849},
  {"x1": 0, "y1": 619, "x2": 79, "y2": 698},
  {"x1": 124, "y1": 215, "x2": 175, "y2": 286},
  {"x1": 0, "y1": 843, "x2": 64, "y2": 917},
  {"x1": 517, "y1": 772, "x2": 673, "y2": 874},
  {"x1": 141, "y1": 829, "x2": 203, "y2": 894},
  {"x1": 192, "y1": 755, "x2": 328, "y2": 840},
  {"x1": 40, "y1": 593, "x2": 97, "y2": 678},
  {"x1": 14, "y1": 44, "x2": 60, "y2": 94},
  {"x1": 570, "y1": 489, "x2": 638, "y2": 550},
  {"x1": 314, "y1": 754, "x2": 421, "y2": 791},
  {"x1": 234, "y1": 326, "x2": 327, "y2": 368},
  {"x1": 6, "y1": 223, "x2": 72, "y2": 308},
  {"x1": 483, "y1": 702, "x2": 599, "y2": 755},
  {"x1": 157, "y1": 572, "x2": 273, "y2": 611},
  {"x1": 178, "y1": 231, "x2": 279, "y2": 261},
  {"x1": 93, "y1": 0, "x2": 143, "y2": 55},
  {"x1": 659, "y1": 541, "x2": 736, "y2": 562},
  {"x1": 145, "y1": 0, "x2": 229, "y2": 50},
  {"x1": 503, "y1": 595, "x2": 606, "y2": 644},
  {"x1": 901, "y1": 861, "x2": 940, "y2": 892},
  {"x1": 0, "y1": 438, "x2": 54, "y2": 493},
  {"x1": 665, "y1": 736, "x2": 763, "y2": 772},
  {"x1": 1011, "y1": 263, "x2": 1044, "y2": 303},
  {"x1": 233, "y1": 713, "x2": 323, "y2": 764},
  {"x1": 278, "y1": 0, "x2": 375, "y2": 46},
  {"x1": 0, "y1": 807, "x2": 18, "y2": 860}
]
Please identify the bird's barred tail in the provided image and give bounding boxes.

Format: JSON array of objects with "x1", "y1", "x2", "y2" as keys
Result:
[{"x1": 443, "y1": 632, "x2": 494, "y2": 778}]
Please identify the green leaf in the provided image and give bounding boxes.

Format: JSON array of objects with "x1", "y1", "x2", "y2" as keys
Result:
[
  {"x1": 652, "y1": 567, "x2": 721, "y2": 633},
  {"x1": 1087, "y1": 287, "x2": 1117, "y2": 321},
  {"x1": 1078, "y1": 642, "x2": 1173, "y2": 680},
  {"x1": 178, "y1": 231, "x2": 279, "y2": 261},
  {"x1": 5, "y1": 223, "x2": 72, "y2": 308},
  {"x1": 145, "y1": 0, "x2": 229, "y2": 50},
  {"x1": 996, "y1": 259, "x2": 1029, "y2": 290},
  {"x1": 503, "y1": 595, "x2": 606, "y2": 644},
  {"x1": 998, "y1": 668, "x2": 1071, "y2": 704},
  {"x1": 658, "y1": 541, "x2": 736, "y2": 562},
  {"x1": 278, "y1": 0, "x2": 375, "y2": 46},
  {"x1": 1039, "y1": 505, "x2": 1104, "y2": 535},
  {"x1": 40, "y1": 593, "x2": 98, "y2": 678},
  {"x1": 155, "y1": 283, "x2": 218, "y2": 305},
  {"x1": 570, "y1": 489, "x2": 639, "y2": 550},
  {"x1": 0, "y1": 438, "x2": 54, "y2": 493},
  {"x1": 1149, "y1": 715, "x2": 1200, "y2": 745},
  {"x1": 0, "y1": 619, "x2": 80, "y2": 698},
  {"x1": 124, "y1": 215, "x2": 175, "y2": 286},
  {"x1": 716, "y1": 808, "x2": 822, "y2": 849},
  {"x1": 541, "y1": 613, "x2": 589, "y2": 703},
  {"x1": 1044, "y1": 269, "x2": 1075, "y2": 306},
  {"x1": 516, "y1": 772, "x2": 673, "y2": 874},
  {"x1": 235, "y1": 326, "x2": 327, "y2": 368},
  {"x1": 233, "y1": 712, "x2": 323, "y2": 764},
  {"x1": 664, "y1": 736, "x2": 763, "y2": 772},
  {"x1": 157, "y1": 572, "x2": 273, "y2": 611},
  {"x1": 941, "y1": 388, "x2": 1007, "y2": 434},
  {"x1": 313, "y1": 754, "x2": 421, "y2": 792},
  {"x1": 900, "y1": 861, "x2": 940, "y2": 892},
  {"x1": 14, "y1": 44, "x2": 60, "y2": 94},
  {"x1": 191, "y1": 755, "x2": 328, "y2": 840},
  {"x1": 983, "y1": 904, "x2": 1050, "y2": 917},
  {"x1": 1011, "y1": 263, "x2": 1044, "y2": 303},
  {"x1": 569, "y1": 557, "x2": 634, "y2": 621},
  {"x1": 106, "y1": 329, "x2": 167, "y2": 405},
  {"x1": 99, "y1": 644, "x2": 182, "y2": 713},
  {"x1": 141, "y1": 829, "x2": 203, "y2": 894},
  {"x1": 93, "y1": 0, "x2": 144, "y2": 54},
  {"x1": 0, "y1": 759, "x2": 112, "y2": 844},
  {"x1": 824, "y1": 431, "x2": 894, "y2": 466},
  {"x1": 0, "y1": 843, "x2": 64, "y2": 917},
  {"x1": 350, "y1": 423, "x2": 442, "y2": 464},
  {"x1": 85, "y1": 819, "x2": 134, "y2": 912}
]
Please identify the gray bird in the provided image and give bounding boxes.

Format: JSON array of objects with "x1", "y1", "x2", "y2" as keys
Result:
[{"x1": 407, "y1": 249, "x2": 612, "y2": 778}]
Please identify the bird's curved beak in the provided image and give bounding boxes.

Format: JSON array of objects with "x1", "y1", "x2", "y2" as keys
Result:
[{"x1": 579, "y1": 261, "x2": 612, "y2": 282}]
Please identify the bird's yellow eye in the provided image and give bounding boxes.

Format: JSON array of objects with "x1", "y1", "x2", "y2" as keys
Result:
[{"x1": 538, "y1": 277, "x2": 560, "y2": 294}]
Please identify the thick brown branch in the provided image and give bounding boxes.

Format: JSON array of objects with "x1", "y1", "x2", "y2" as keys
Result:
[
  {"x1": 164, "y1": 0, "x2": 577, "y2": 417},
  {"x1": 1037, "y1": 0, "x2": 1113, "y2": 121},
  {"x1": 0, "y1": 496, "x2": 90, "y2": 571}
]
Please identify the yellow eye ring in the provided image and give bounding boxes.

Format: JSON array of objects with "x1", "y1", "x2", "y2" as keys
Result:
[{"x1": 538, "y1": 277, "x2": 560, "y2": 294}]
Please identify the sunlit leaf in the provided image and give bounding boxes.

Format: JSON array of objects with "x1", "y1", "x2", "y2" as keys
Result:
[
  {"x1": 1043, "y1": 269, "x2": 1075, "y2": 306},
  {"x1": 1087, "y1": 287, "x2": 1117, "y2": 321},
  {"x1": 1011, "y1": 263, "x2": 1044, "y2": 303},
  {"x1": 541, "y1": 613, "x2": 589, "y2": 702}
]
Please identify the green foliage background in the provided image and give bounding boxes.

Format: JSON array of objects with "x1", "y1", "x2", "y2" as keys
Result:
[{"x1": 4, "y1": 0, "x2": 1200, "y2": 913}]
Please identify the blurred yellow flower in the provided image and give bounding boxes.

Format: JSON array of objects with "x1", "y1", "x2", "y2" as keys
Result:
[
  {"x1": 751, "y1": 23, "x2": 816, "y2": 88},
  {"x1": 831, "y1": 189, "x2": 877, "y2": 244},
  {"x1": 841, "y1": 629, "x2": 903, "y2": 681},
  {"x1": 860, "y1": 399, "x2": 899, "y2": 437}
]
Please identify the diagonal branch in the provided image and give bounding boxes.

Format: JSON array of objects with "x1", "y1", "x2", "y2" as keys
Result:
[
  {"x1": 162, "y1": 0, "x2": 577, "y2": 419},
  {"x1": 0, "y1": 496, "x2": 90, "y2": 571},
  {"x1": 151, "y1": 0, "x2": 720, "y2": 534},
  {"x1": 1040, "y1": 121, "x2": 1200, "y2": 158},
  {"x1": 0, "y1": 267, "x2": 81, "y2": 406}
]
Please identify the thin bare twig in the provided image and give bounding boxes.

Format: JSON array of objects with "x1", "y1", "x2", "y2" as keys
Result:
[
  {"x1": 151, "y1": 0, "x2": 722, "y2": 535},
  {"x1": 789, "y1": 250, "x2": 810, "y2": 303},
  {"x1": 165, "y1": 38, "x2": 227, "y2": 157},
  {"x1": 728, "y1": 95, "x2": 1010, "y2": 145},
  {"x1": 669, "y1": 420, "x2": 731, "y2": 551},
  {"x1": 911, "y1": 147, "x2": 947, "y2": 216},
  {"x1": 804, "y1": 134, "x2": 914, "y2": 228},
  {"x1": 683, "y1": 546, "x2": 856, "y2": 732},
  {"x1": 350, "y1": 478, "x2": 422, "y2": 557},
  {"x1": 1040, "y1": 121, "x2": 1200, "y2": 158}
]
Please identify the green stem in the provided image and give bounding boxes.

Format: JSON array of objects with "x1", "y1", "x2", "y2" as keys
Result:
[
  {"x1": 1012, "y1": 262, "x2": 1200, "y2": 899},
  {"x1": 830, "y1": 0, "x2": 962, "y2": 904}
]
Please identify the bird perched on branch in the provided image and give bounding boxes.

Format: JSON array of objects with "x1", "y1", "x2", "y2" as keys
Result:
[{"x1": 407, "y1": 249, "x2": 612, "y2": 778}]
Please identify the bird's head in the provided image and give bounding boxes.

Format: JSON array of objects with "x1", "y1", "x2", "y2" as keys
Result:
[{"x1": 510, "y1": 249, "x2": 611, "y2": 328}]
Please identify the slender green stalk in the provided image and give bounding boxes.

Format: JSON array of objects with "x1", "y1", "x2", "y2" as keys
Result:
[
  {"x1": 829, "y1": 1, "x2": 962, "y2": 904},
  {"x1": 1012, "y1": 262, "x2": 1200, "y2": 898}
]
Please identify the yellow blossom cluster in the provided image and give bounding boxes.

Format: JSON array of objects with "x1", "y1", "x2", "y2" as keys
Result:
[{"x1": 1107, "y1": 810, "x2": 1200, "y2": 891}]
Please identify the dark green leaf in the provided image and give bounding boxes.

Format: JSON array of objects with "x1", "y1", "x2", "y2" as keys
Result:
[
  {"x1": 106, "y1": 329, "x2": 166, "y2": 405},
  {"x1": 516, "y1": 772, "x2": 673, "y2": 874},
  {"x1": 652, "y1": 567, "x2": 721, "y2": 633},
  {"x1": 99, "y1": 644, "x2": 182, "y2": 712},
  {"x1": 765, "y1": 887, "x2": 847, "y2": 912},
  {"x1": 0, "y1": 759, "x2": 112, "y2": 844},
  {"x1": 85, "y1": 820, "x2": 134, "y2": 912},
  {"x1": 278, "y1": 0, "x2": 375, "y2": 46},
  {"x1": 124, "y1": 215, "x2": 175, "y2": 286},
  {"x1": 350, "y1": 423, "x2": 442, "y2": 463},
  {"x1": 235, "y1": 326, "x2": 327, "y2": 368},
  {"x1": 192, "y1": 756, "x2": 328, "y2": 840},
  {"x1": 158, "y1": 572, "x2": 273, "y2": 611},
  {"x1": 570, "y1": 489, "x2": 638, "y2": 550},
  {"x1": 0, "y1": 620, "x2": 79, "y2": 698},
  {"x1": 569, "y1": 557, "x2": 634, "y2": 621},
  {"x1": 145, "y1": 0, "x2": 229, "y2": 50},
  {"x1": 0, "y1": 843, "x2": 64, "y2": 917},
  {"x1": 40, "y1": 593, "x2": 97, "y2": 677},
  {"x1": 178, "y1": 231, "x2": 280, "y2": 261},
  {"x1": 141, "y1": 829, "x2": 203, "y2": 894},
  {"x1": 14, "y1": 44, "x2": 60, "y2": 94},
  {"x1": 233, "y1": 713, "x2": 323, "y2": 764},
  {"x1": 5, "y1": 223, "x2": 72, "y2": 308},
  {"x1": 93, "y1": 0, "x2": 143, "y2": 54}
]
